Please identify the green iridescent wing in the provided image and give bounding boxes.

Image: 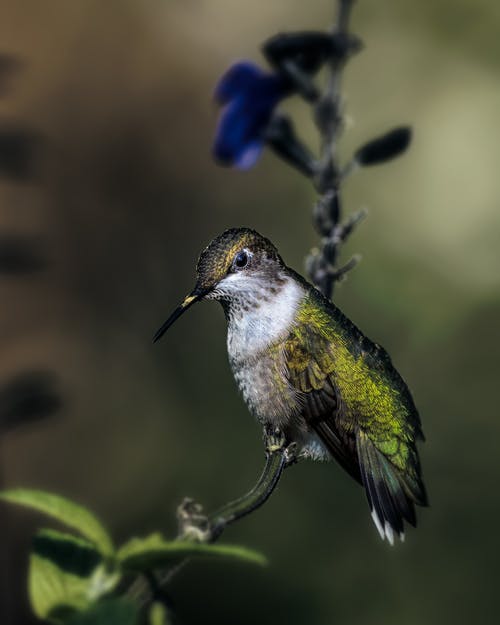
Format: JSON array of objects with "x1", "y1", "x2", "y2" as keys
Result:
[
  {"x1": 284, "y1": 320, "x2": 361, "y2": 482},
  {"x1": 285, "y1": 289, "x2": 427, "y2": 542}
]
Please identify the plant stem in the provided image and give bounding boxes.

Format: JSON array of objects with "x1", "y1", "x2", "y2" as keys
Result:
[
  {"x1": 129, "y1": 433, "x2": 290, "y2": 608},
  {"x1": 173, "y1": 429, "x2": 290, "y2": 545},
  {"x1": 208, "y1": 444, "x2": 288, "y2": 540},
  {"x1": 309, "y1": 0, "x2": 358, "y2": 300},
  {"x1": 321, "y1": 0, "x2": 354, "y2": 185}
]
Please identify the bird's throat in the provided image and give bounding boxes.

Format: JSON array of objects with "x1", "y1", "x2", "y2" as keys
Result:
[{"x1": 225, "y1": 276, "x2": 305, "y2": 361}]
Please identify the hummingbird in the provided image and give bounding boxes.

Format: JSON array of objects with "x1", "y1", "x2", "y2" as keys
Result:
[{"x1": 154, "y1": 228, "x2": 427, "y2": 544}]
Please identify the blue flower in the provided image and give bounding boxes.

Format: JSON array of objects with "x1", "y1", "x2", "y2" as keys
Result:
[{"x1": 212, "y1": 61, "x2": 291, "y2": 170}]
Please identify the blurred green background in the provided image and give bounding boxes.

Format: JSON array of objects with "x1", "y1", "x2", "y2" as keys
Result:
[{"x1": 1, "y1": 0, "x2": 499, "y2": 623}]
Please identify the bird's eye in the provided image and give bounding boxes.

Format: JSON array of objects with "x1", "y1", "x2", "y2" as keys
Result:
[{"x1": 234, "y1": 250, "x2": 249, "y2": 269}]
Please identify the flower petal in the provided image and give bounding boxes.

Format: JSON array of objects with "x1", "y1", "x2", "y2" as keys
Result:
[
  {"x1": 234, "y1": 141, "x2": 264, "y2": 170},
  {"x1": 213, "y1": 98, "x2": 262, "y2": 166},
  {"x1": 214, "y1": 61, "x2": 265, "y2": 105},
  {"x1": 212, "y1": 61, "x2": 292, "y2": 169}
]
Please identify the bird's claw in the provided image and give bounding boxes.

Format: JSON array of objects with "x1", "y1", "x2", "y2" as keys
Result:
[
  {"x1": 264, "y1": 425, "x2": 286, "y2": 454},
  {"x1": 263, "y1": 426, "x2": 299, "y2": 466}
]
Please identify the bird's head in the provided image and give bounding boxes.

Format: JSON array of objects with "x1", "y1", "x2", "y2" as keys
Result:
[{"x1": 153, "y1": 227, "x2": 287, "y2": 341}]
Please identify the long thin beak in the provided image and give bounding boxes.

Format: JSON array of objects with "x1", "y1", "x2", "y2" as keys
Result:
[{"x1": 153, "y1": 289, "x2": 206, "y2": 343}]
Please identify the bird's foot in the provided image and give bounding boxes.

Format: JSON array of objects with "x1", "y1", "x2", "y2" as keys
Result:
[
  {"x1": 263, "y1": 425, "x2": 299, "y2": 466},
  {"x1": 176, "y1": 497, "x2": 211, "y2": 542},
  {"x1": 263, "y1": 425, "x2": 286, "y2": 454}
]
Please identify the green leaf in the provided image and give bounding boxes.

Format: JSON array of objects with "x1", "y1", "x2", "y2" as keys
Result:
[
  {"x1": 0, "y1": 489, "x2": 114, "y2": 556},
  {"x1": 29, "y1": 529, "x2": 120, "y2": 623},
  {"x1": 29, "y1": 549, "x2": 92, "y2": 622},
  {"x1": 117, "y1": 533, "x2": 267, "y2": 571},
  {"x1": 149, "y1": 602, "x2": 171, "y2": 625},
  {"x1": 66, "y1": 598, "x2": 139, "y2": 625},
  {"x1": 32, "y1": 528, "x2": 102, "y2": 578}
]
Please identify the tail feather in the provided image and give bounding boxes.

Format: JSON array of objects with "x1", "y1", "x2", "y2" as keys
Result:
[{"x1": 356, "y1": 429, "x2": 425, "y2": 544}]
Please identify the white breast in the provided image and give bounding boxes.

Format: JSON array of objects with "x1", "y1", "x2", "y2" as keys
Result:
[
  {"x1": 226, "y1": 276, "x2": 305, "y2": 360},
  {"x1": 222, "y1": 275, "x2": 305, "y2": 425}
]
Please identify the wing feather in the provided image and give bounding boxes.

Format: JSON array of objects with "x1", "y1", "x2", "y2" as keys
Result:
[{"x1": 283, "y1": 290, "x2": 427, "y2": 542}]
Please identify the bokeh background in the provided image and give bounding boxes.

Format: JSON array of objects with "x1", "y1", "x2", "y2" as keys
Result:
[{"x1": 1, "y1": 1, "x2": 499, "y2": 623}]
